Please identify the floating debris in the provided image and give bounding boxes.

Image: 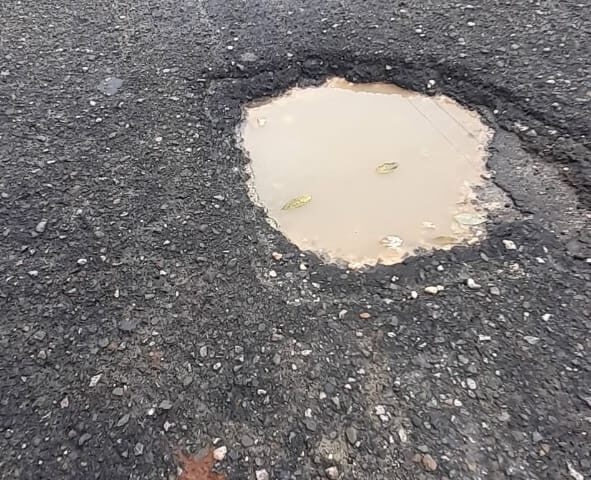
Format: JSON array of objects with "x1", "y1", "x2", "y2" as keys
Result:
[
  {"x1": 281, "y1": 194, "x2": 312, "y2": 211},
  {"x1": 433, "y1": 235, "x2": 460, "y2": 246},
  {"x1": 375, "y1": 162, "x2": 399, "y2": 174},
  {"x1": 454, "y1": 213, "x2": 487, "y2": 226},
  {"x1": 381, "y1": 235, "x2": 403, "y2": 250}
]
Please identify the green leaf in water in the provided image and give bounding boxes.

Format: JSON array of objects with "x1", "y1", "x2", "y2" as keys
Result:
[
  {"x1": 454, "y1": 213, "x2": 487, "y2": 226},
  {"x1": 281, "y1": 194, "x2": 312, "y2": 211},
  {"x1": 376, "y1": 162, "x2": 399, "y2": 174}
]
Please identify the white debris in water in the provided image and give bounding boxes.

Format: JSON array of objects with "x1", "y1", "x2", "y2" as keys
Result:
[{"x1": 381, "y1": 235, "x2": 403, "y2": 250}]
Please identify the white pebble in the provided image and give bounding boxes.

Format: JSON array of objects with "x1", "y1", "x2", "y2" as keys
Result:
[
  {"x1": 503, "y1": 239, "x2": 517, "y2": 250},
  {"x1": 375, "y1": 405, "x2": 386, "y2": 416},
  {"x1": 325, "y1": 466, "x2": 339, "y2": 480},
  {"x1": 255, "y1": 470, "x2": 269, "y2": 480},
  {"x1": 213, "y1": 445, "x2": 227, "y2": 461}
]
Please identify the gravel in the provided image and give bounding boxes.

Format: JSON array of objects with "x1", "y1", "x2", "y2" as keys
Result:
[{"x1": 0, "y1": 1, "x2": 589, "y2": 479}]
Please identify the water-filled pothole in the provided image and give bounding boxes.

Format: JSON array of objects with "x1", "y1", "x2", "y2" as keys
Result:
[{"x1": 241, "y1": 78, "x2": 496, "y2": 267}]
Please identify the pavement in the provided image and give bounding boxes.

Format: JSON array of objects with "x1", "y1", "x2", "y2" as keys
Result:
[{"x1": 0, "y1": 1, "x2": 590, "y2": 479}]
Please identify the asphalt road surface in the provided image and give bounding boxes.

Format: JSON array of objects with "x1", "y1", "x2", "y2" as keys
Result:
[{"x1": 1, "y1": 1, "x2": 590, "y2": 479}]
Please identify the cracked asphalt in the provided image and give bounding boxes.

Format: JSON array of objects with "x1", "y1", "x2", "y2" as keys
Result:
[{"x1": 1, "y1": 1, "x2": 590, "y2": 479}]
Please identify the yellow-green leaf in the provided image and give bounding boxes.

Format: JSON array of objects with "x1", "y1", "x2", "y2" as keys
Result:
[
  {"x1": 433, "y1": 235, "x2": 459, "y2": 246},
  {"x1": 376, "y1": 162, "x2": 399, "y2": 174},
  {"x1": 281, "y1": 194, "x2": 312, "y2": 211}
]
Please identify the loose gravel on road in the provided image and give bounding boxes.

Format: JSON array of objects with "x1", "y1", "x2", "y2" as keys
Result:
[{"x1": 1, "y1": 1, "x2": 590, "y2": 479}]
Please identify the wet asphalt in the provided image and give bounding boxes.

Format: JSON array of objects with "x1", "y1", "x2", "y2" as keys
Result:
[{"x1": 0, "y1": 1, "x2": 590, "y2": 479}]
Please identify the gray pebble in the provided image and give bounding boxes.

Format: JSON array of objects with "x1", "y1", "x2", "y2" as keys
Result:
[
  {"x1": 98, "y1": 77, "x2": 123, "y2": 96},
  {"x1": 118, "y1": 319, "x2": 136, "y2": 332},
  {"x1": 134, "y1": 442, "x2": 144, "y2": 456},
  {"x1": 35, "y1": 219, "x2": 48, "y2": 233},
  {"x1": 304, "y1": 418, "x2": 317, "y2": 432},
  {"x1": 345, "y1": 426, "x2": 358, "y2": 445},
  {"x1": 78, "y1": 433, "x2": 92, "y2": 446},
  {"x1": 241, "y1": 434, "x2": 254, "y2": 447},
  {"x1": 116, "y1": 413, "x2": 130, "y2": 427}
]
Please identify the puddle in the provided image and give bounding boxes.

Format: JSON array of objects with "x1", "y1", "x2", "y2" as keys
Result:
[{"x1": 240, "y1": 78, "x2": 495, "y2": 267}]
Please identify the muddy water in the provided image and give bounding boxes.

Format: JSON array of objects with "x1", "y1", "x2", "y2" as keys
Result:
[{"x1": 241, "y1": 78, "x2": 493, "y2": 267}]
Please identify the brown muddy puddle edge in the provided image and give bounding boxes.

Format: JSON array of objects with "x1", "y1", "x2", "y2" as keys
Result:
[{"x1": 240, "y1": 78, "x2": 496, "y2": 268}]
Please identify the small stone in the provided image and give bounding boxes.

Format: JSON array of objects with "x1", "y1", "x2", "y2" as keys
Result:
[
  {"x1": 342, "y1": 428, "x2": 356, "y2": 448},
  {"x1": 78, "y1": 433, "x2": 92, "y2": 446},
  {"x1": 35, "y1": 219, "x2": 48, "y2": 233},
  {"x1": 498, "y1": 411, "x2": 511, "y2": 422},
  {"x1": 116, "y1": 413, "x2": 130, "y2": 427},
  {"x1": 98, "y1": 77, "x2": 123, "y2": 96},
  {"x1": 98, "y1": 338, "x2": 109, "y2": 348},
  {"x1": 27, "y1": 270, "x2": 39, "y2": 277},
  {"x1": 424, "y1": 286, "x2": 439, "y2": 295},
  {"x1": 33, "y1": 330, "x2": 46, "y2": 341},
  {"x1": 567, "y1": 461, "x2": 584, "y2": 480},
  {"x1": 77, "y1": 258, "x2": 88, "y2": 266},
  {"x1": 271, "y1": 252, "x2": 283, "y2": 261},
  {"x1": 269, "y1": 270, "x2": 277, "y2": 278},
  {"x1": 255, "y1": 470, "x2": 269, "y2": 480},
  {"x1": 241, "y1": 434, "x2": 254, "y2": 447},
  {"x1": 304, "y1": 418, "x2": 317, "y2": 432},
  {"x1": 359, "y1": 312, "x2": 371, "y2": 319},
  {"x1": 489, "y1": 286, "x2": 500, "y2": 296},
  {"x1": 524, "y1": 336, "x2": 540, "y2": 345},
  {"x1": 503, "y1": 239, "x2": 517, "y2": 250},
  {"x1": 398, "y1": 427, "x2": 408, "y2": 443},
  {"x1": 375, "y1": 405, "x2": 386, "y2": 416},
  {"x1": 134, "y1": 442, "x2": 144, "y2": 456},
  {"x1": 421, "y1": 454, "x2": 438, "y2": 472},
  {"x1": 118, "y1": 319, "x2": 136, "y2": 332},
  {"x1": 466, "y1": 378, "x2": 477, "y2": 390},
  {"x1": 199, "y1": 346, "x2": 208, "y2": 357},
  {"x1": 89, "y1": 374, "x2": 102, "y2": 387},
  {"x1": 466, "y1": 278, "x2": 481, "y2": 289},
  {"x1": 159, "y1": 400, "x2": 173, "y2": 410},
  {"x1": 213, "y1": 445, "x2": 227, "y2": 461},
  {"x1": 112, "y1": 387, "x2": 124, "y2": 397},
  {"x1": 410, "y1": 290, "x2": 418, "y2": 299},
  {"x1": 60, "y1": 396, "x2": 69, "y2": 408},
  {"x1": 325, "y1": 466, "x2": 339, "y2": 479}
]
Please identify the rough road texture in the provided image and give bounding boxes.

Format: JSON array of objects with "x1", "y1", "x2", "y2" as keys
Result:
[{"x1": 1, "y1": 1, "x2": 590, "y2": 479}]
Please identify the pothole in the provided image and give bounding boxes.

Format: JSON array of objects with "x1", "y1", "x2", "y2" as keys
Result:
[{"x1": 240, "y1": 78, "x2": 503, "y2": 267}]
